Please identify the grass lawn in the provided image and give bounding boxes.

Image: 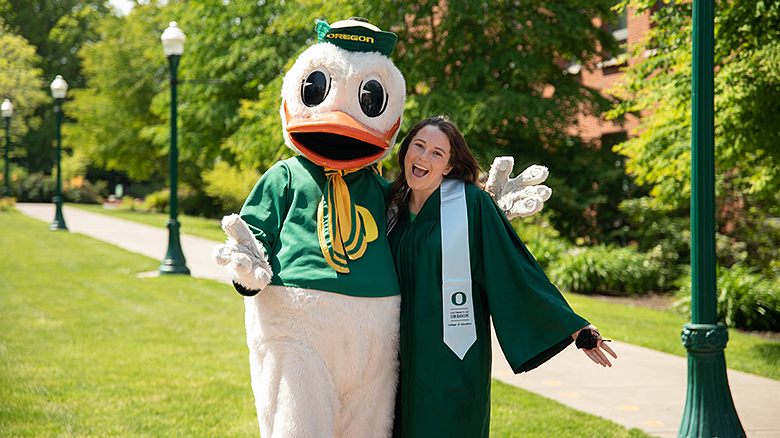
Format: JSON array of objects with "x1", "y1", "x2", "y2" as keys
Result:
[
  {"x1": 0, "y1": 210, "x2": 652, "y2": 437},
  {"x1": 69, "y1": 203, "x2": 780, "y2": 381}
]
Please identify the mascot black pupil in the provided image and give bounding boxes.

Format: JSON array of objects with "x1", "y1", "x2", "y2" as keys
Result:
[
  {"x1": 360, "y1": 79, "x2": 387, "y2": 117},
  {"x1": 302, "y1": 70, "x2": 329, "y2": 107}
]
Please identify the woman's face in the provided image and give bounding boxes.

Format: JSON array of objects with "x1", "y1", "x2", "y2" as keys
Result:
[{"x1": 404, "y1": 125, "x2": 454, "y2": 197}]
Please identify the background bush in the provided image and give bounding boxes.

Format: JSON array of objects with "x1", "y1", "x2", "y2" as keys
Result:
[
  {"x1": 14, "y1": 172, "x2": 56, "y2": 202},
  {"x1": 139, "y1": 189, "x2": 169, "y2": 213},
  {"x1": 63, "y1": 179, "x2": 107, "y2": 204},
  {"x1": 548, "y1": 244, "x2": 662, "y2": 296},
  {"x1": 674, "y1": 265, "x2": 780, "y2": 331},
  {"x1": 514, "y1": 218, "x2": 573, "y2": 271},
  {"x1": 202, "y1": 161, "x2": 260, "y2": 215}
]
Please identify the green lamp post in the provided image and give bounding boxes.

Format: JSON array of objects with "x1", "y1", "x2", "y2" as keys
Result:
[
  {"x1": 678, "y1": 0, "x2": 744, "y2": 436},
  {"x1": 1, "y1": 99, "x2": 12, "y2": 198},
  {"x1": 159, "y1": 22, "x2": 190, "y2": 275},
  {"x1": 50, "y1": 75, "x2": 68, "y2": 231}
]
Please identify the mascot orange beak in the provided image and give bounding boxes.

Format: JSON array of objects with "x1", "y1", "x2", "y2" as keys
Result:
[{"x1": 284, "y1": 102, "x2": 401, "y2": 170}]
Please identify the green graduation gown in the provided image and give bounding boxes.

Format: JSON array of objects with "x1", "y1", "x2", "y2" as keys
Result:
[{"x1": 388, "y1": 181, "x2": 589, "y2": 438}]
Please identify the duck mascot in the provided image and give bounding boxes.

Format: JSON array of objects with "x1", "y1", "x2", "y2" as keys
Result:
[{"x1": 212, "y1": 18, "x2": 552, "y2": 438}]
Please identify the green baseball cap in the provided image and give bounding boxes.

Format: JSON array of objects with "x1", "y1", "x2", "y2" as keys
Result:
[{"x1": 316, "y1": 18, "x2": 398, "y2": 57}]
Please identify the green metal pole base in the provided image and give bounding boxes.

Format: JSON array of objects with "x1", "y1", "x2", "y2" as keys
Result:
[
  {"x1": 678, "y1": 323, "x2": 745, "y2": 438},
  {"x1": 50, "y1": 197, "x2": 68, "y2": 231},
  {"x1": 1, "y1": 186, "x2": 9, "y2": 198},
  {"x1": 159, "y1": 218, "x2": 190, "y2": 275}
]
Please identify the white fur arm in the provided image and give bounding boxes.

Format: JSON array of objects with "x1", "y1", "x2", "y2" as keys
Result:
[
  {"x1": 212, "y1": 214, "x2": 273, "y2": 291},
  {"x1": 485, "y1": 157, "x2": 552, "y2": 220}
]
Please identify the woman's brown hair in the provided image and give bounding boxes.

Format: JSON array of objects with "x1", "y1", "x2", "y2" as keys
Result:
[{"x1": 387, "y1": 116, "x2": 482, "y2": 220}]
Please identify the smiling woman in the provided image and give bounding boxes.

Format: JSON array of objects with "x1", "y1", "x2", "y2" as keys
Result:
[{"x1": 386, "y1": 116, "x2": 616, "y2": 438}]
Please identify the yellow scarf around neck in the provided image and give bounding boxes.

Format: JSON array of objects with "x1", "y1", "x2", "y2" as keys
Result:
[{"x1": 317, "y1": 165, "x2": 379, "y2": 273}]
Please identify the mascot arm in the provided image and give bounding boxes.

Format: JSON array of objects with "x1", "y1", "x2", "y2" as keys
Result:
[
  {"x1": 212, "y1": 214, "x2": 273, "y2": 292},
  {"x1": 212, "y1": 161, "x2": 291, "y2": 293},
  {"x1": 485, "y1": 156, "x2": 552, "y2": 220}
]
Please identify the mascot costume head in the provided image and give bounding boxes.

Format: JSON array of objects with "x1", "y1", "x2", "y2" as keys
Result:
[{"x1": 281, "y1": 19, "x2": 405, "y2": 170}]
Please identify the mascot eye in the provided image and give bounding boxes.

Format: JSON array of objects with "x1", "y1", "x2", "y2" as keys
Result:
[
  {"x1": 301, "y1": 70, "x2": 331, "y2": 107},
  {"x1": 359, "y1": 79, "x2": 388, "y2": 117}
]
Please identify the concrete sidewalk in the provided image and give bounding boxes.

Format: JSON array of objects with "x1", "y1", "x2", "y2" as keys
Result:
[{"x1": 16, "y1": 203, "x2": 780, "y2": 438}]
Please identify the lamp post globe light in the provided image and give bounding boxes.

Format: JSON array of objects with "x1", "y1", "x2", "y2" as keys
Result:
[
  {"x1": 50, "y1": 75, "x2": 68, "y2": 231},
  {"x1": 159, "y1": 22, "x2": 190, "y2": 275},
  {"x1": 2, "y1": 99, "x2": 13, "y2": 198}
]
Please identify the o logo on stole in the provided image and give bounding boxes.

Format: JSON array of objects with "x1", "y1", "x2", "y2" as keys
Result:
[{"x1": 451, "y1": 291, "x2": 467, "y2": 306}]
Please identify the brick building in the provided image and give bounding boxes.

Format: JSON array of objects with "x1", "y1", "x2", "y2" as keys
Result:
[{"x1": 573, "y1": 5, "x2": 654, "y2": 149}]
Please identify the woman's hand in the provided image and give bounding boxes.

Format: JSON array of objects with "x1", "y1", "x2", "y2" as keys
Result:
[{"x1": 572, "y1": 324, "x2": 618, "y2": 367}]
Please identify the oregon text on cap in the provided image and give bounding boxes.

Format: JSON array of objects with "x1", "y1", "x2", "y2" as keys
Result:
[{"x1": 325, "y1": 33, "x2": 376, "y2": 44}]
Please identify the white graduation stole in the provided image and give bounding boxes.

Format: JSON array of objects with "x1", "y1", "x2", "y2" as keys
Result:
[{"x1": 440, "y1": 178, "x2": 477, "y2": 360}]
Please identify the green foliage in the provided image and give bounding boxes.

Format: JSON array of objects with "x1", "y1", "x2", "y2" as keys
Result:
[
  {"x1": 140, "y1": 188, "x2": 169, "y2": 213},
  {"x1": 0, "y1": 25, "x2": 49, "y2": 144},
  {"x1": 66, "y1": 3, "x2": 169, "y2": 180},
  {"x1": 119, "y1": 195, "x2": 140, "y2": 211},
  {"x1": 0, "y1": 0, "x2": 111, "y2": 174},
  {"x1": 14, "y1": 172, "x2": 56, "y2": 202},
  {"x1": 609, "y1": 0, "x2": 780, "y2": 278},
  {"x1": 548, "y1": 244, "x2": 661, "y2": 296},
  {"x1": 9, "y1": 170, "x2": 104, "y2": 204},
  {"x1": 513, "y1": 215, "x2": 572, "y2": 270},
  {"x1": 206, "y1": 0, "x2": 632, "y2": 242},
  {"x1": 135, "y1": 185, "x2": 222, "y2": 218},
  {"x1": 0, "y1": 196, "x2": 15, "y2": 211},
  {"x1": 619, "y1": 197, "x2": 689, "y2": 288},
  {"x1": 64, "y1": 178, "x2": 107, "y2": 204},
  {"x1": 202, "y1": 161, "x2": 260, "y2": 214},
  {"x1": 675, "y1": 265, "x2": 780, "y2": 332}
]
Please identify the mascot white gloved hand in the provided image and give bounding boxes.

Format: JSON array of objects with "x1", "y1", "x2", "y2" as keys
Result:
[
  {"x1": 485, "y1": 157, "x2": 552, "y2": 219},
  {"x1": 212, "y1": 17, "x2": 553, "y2": 438}
]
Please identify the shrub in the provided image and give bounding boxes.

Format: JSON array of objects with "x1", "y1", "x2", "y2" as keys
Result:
[
  {"x1": 15, "y1": 172, "x2": 56, "y2": 202},
  {"x1": 620, "y1": 197, "x2": 690, "y2": 289},
  {"x1": 202, "y1": 161, "x2": 260, "y2": 215},
  {"x1": 548, "y1": 244, "x2": 662, "y2": 295},
  {"x1": 512, "y1": 214, "x2": 573, "y2": 270},
  {"x1": 63, "y1": 179, "x2": 108, "y2": 204},
  {"x1": 141, "y1": 189, "x2": 169, "y2": 213},
  {"x1": 120, "y1": 196, "x2": 140, "y2": 211},
  {"x1": 178, "y1": 188, "x2": 223, "y2": 219},
  {"x1": 674, "y1": 265, "x2": 780, "y2": 332},
  {"x1": 0, "y1": 196, "x2": 16, "y2": 212}
]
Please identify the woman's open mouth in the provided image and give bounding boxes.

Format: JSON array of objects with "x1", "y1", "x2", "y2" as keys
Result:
[{"x1": 411, "y1": 164, "x2": 429, "y2": 178}]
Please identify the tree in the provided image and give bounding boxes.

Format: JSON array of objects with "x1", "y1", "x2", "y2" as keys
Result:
[
  {"x1": 65, "y1": 2, "x2": 169, "y2": 181},
  {"x1": 609, "y1": 0, "x2": 780, "y2": 274},
  {"x1": 0, "y1": 24, "x2": 49, "y2": 146},
  {"x1": 0, "y1": 0, "x2": 111, "y2": 173}
]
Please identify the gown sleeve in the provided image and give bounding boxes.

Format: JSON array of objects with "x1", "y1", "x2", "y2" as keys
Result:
[
  {"x1": 469, "y1": 187, "x2": 589, "y2": 373},
  {"x1": 231, "y1": 161, "x2": 291, "y2": 296}
]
